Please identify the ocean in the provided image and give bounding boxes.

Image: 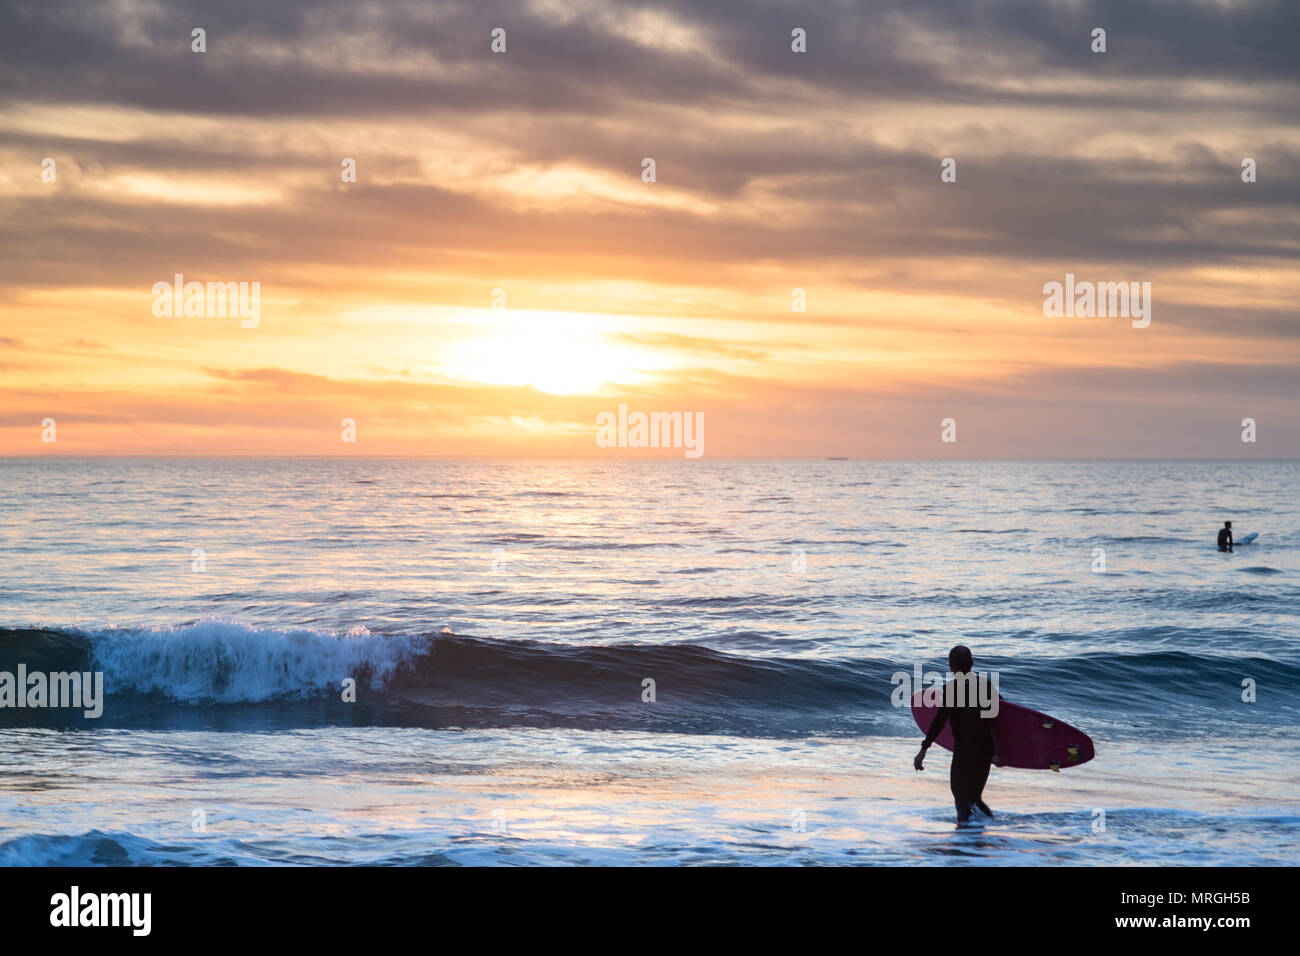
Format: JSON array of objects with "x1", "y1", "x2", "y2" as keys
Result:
[{"x1": 1, "y1": 458, "x2": 1297, "y2": 865}]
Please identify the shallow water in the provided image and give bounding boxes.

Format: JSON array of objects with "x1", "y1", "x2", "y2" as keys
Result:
[{"x1": 2, "y1": 729, "x2": 1296, "y2": 866}]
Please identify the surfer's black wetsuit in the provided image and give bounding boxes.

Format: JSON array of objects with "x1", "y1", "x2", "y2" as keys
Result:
[
  {"x1": 923, "y1": 678, "x2": 999, "y2": 823},
  {"x1": 1218, "y1": 527, "x2": 1233, "y2": 552}
]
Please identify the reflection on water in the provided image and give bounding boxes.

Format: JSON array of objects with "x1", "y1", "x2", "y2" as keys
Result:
[{"x1": 1, "y1": 728, "x2": 1297, "y2": 865}]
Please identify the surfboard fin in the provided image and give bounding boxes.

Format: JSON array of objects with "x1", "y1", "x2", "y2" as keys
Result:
[{"x1": 1049, "y1": 762, "x2": 1060, "y2": 772}]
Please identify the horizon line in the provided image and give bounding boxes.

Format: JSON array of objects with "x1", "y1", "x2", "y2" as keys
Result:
[{"x1": 2, "y1": 455, "x2": 1297, "y2": 463}]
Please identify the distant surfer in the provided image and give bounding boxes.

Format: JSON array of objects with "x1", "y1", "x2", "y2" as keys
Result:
[
  {"x1": 1218, "y1": 521, "x2": 1234, "y2": 553},
  {"x1": 913, "y1": 645, "x2": 1000, "y2": 824}
]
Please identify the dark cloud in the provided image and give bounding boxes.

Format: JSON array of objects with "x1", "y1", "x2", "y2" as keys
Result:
[
  {"x1": 3, "y1": 0, "x2": 1297, "y2": 295},
  {"x1": 4, "y1": 1, "x2": 1298, "y2": 117}
]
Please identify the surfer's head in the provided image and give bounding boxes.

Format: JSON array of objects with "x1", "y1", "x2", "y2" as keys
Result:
[
  {"x1": 1225, "y1": 521, "x2": 1232, "y2": 528},
  {"x1": 948, "y1": 645, "x2": 974, "y2": 674}
]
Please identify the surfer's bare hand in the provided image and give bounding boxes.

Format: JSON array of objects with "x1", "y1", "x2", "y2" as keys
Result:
[{"x1": 913, "y1": 749, "x2": 926, "y2": 771}]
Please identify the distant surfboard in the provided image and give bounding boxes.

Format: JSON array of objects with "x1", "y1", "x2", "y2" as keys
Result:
[
  {"x1": 1237, "y1": 532, "x2": 1258, "y2": 545},
  {"x1": 911, "y1": 690, "x2": 1095, "y2": 772}
]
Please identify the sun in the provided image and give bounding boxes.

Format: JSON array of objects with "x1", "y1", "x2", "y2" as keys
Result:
[{"x1": 438, "y1": 310, "x2": 654, "y2": 395}]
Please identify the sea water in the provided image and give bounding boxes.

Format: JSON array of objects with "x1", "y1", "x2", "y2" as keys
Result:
[{"x1": 1, "y1": 458, "x2": 1297, "y2": 865}]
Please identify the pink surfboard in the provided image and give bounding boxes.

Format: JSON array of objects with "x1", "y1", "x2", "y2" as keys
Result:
[{"x1": 911, "y1": 690, "x2": 1095, "y2": 771}]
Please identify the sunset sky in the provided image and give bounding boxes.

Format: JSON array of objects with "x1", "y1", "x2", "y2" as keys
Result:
[{"x1": 2, "y1": 0, "x2": 1297, "y2": 457}]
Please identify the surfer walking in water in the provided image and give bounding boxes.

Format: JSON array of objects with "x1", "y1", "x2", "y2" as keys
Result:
[
  {"x1": 1218, "y1": 520, "x2": 1234, "y2": 553},
  {"x1": 913, "y1": 645, "x2": 1000, "y2": 824}
]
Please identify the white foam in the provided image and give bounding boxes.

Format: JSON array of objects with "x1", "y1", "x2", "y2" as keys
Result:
[{"x1": 80, "y1": 618, "x2": 429, "y2": 703}]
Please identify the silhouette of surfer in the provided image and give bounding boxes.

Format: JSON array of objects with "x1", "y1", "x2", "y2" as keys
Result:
[
  {"x1": 913, "y1": 645, "x2": 1001, "y2": 824},
  {"x1": 1218, "y1": 521, "x2": 1233, "y2": 553}
]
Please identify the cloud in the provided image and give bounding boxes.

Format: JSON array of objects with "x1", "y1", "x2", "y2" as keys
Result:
[{"x1": 1, "y1": 0, "x2": 1296, "y2": 455}]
